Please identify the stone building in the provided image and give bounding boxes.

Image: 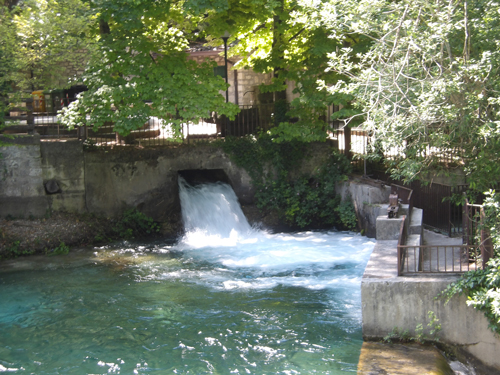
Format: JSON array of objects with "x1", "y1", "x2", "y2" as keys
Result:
[{"x1": 187, "y1": 45, "x2": 298, "y2": 106}]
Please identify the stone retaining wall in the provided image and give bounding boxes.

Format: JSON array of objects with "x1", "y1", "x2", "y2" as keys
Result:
[{"x1": 0, "y1": 137, "x2": 334, "y2": 223}]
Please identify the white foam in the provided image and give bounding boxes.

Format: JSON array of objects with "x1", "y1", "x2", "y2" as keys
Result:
[{"x1": 172, "y1": 179, "x2": 374, "y2": 291}]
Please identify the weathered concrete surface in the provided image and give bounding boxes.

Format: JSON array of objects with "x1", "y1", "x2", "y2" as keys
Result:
[
  {"x1": 40, "y1": 140, "x2": 86, "y2": 214},
  {"x1": 0, "y1": 135, "x2": 49, "y2": 218},
  {"x1": 1, "y1": 139, "x2": 339, "y2": 222},
  {"x1": 362, "y1": 232, "x2": 500, "y2": 372},
  {"x1": 376, "y1": 216, "x2": 404, "y2": 240},
  {"x1": 358, "y1": 342, "x2": 455, "y2": 375},
  {"x1": 337, "y1": 176, "x2": 392, "y2": 238},
  {"x1": 83, "y1": 145, "x2": 254, "y2": 222}
]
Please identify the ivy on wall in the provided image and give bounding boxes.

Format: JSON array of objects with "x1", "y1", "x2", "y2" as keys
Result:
[{"x1": 218, "y1": 135, "x2": 356, "y2": 230}]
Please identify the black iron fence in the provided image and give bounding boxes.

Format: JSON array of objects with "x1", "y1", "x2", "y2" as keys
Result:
[
  {"x1": 2, "y1": 99, "x2": 277, "y2": 145},
  {"x1": 2, "y1": 98, "x2": 81, "y2": 140},
  {"x1": 370, "y1": 169, "x2": 468, "y2": 237},
  {"x1": 410, "y1": 181, "x2": 468, "y2": 237}
]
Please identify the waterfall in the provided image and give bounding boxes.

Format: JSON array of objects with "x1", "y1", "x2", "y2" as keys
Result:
[{"x1": 178, "y1": 177, "x2": 256, "y2": 247}]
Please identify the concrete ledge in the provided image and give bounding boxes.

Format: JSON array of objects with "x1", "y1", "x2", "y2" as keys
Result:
[
  {"x1": 362, "y1": 239, "x2": 500, "y2": 371},
  {"x1": 0, "y1": 134, "x2": 40, "y2": 146}
]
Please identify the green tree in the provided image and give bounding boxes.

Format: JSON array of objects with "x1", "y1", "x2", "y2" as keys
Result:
[
  {"x1": 319, "y1": 0, "x2": 500, "y2": 333},
  {"x1": 201, "y1": 0, "x2": 365, "y2": 142},
  {"x1": 1, "y1": 0, "x2": 96, "y2": 132},
  {"x1": 60, "y1": 0, "x2": 239, "y2": 136},
  {"x1": 322, "y1": 0, "x2": 500, "y2": 191},
  {"x1": 62, "y1": 0, "x2": 366, "y2": 140},
  {"x1": 8, "y1": 0, "x2": 96, "y2": 91},
  {"x1": 0, "y1": 4, "x2": 17, "y2": 125}
]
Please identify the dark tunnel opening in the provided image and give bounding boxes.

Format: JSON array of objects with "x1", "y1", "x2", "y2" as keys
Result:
[{"x1": 177, "y1": 169, "x2": 232, "y2": 187}]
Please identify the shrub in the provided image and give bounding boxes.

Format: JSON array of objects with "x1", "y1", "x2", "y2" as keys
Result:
[{"x1": 113, "y1": 209, "x2": 160, "y2": 240}]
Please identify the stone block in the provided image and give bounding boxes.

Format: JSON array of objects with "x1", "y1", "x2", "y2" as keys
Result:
[{"x1": 376, "y1": 215, "x2": 404, "y2": 240}]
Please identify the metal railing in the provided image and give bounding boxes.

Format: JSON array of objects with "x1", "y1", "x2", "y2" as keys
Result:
[
  {"x1": 2, "y1": 97, "x2": 80, "y2": 139},
  {"x1": 397, "y1": 215, "x2": 408, "y2": 276},
  {"x1": 398, "y1": 244, "x2": 481, "y2": 275},
  {"x1": 463, "y1": 200, "x2": 493, "y2": 269},
  {"x1": 2, "y1": 100, "x2": 276, "y2": 145},
  {"x1": 396, "y1": 202, "x2": 482, "y2": 275}
]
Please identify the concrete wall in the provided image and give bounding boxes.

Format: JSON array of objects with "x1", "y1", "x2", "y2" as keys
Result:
[
  {"x1": 1, "y1": 138, "x2": 339, "y2": 222},
  {"x1": 0, "y1": 138, "x2": 256, "y2": 221},
  {"x1": 337, "y1": 177, "x2": 392, "y2": 238},
  {"x1": 0, "y1": 136, "x2": 50, "y2": 218},
  {"x1": 83, "y1": 145, "x2": 254, "y2": 222},
  {"x1": 362, "y1": 241, "x2": 500, "y2": 372},
  {"x1": 40, "y1": 140, "x2": 86, "y2": 213}
]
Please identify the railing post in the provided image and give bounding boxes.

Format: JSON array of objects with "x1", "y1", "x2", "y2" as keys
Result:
[
  {"x1": 25, "y1": 98, "x2": 35, "y2": 135},
  {"x1": 480, "y1": 208, "x2": 493, "y2": 269},
  {"x1": 463, "y1": 197, "x2": 469, "y2": 246},
  {"x1": 397, "y1": 246, "x2": 402, "y2": 276},
  {"x1": 78, "y1": 125, "x2": 87, "y2": 141}
]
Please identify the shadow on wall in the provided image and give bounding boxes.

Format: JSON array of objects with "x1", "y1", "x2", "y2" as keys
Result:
[{"x1": 178, "y1": 169, "x2": 232, "y2": 186}]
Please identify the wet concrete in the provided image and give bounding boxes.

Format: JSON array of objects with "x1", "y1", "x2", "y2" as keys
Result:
[{"x1": 357, "y1": 342, "x2": 461, "y2": 375}]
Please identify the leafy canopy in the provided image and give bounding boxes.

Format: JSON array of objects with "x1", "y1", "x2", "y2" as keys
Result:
[
  {"x1": 321, "y1": 0, "x2": 500, "y2": 190},
  {"x1": 62, "y1": 0, "x2": 366, "y2": 139},
  {"x1": 5, "y1": 0, "x2": 96, "y2": 92},
  {"x1": 202, "y1": 0, "x2": 366, "y2": 142},
  {"x1": 60, "y1": 0, "x2": 239, "y2": 136}
]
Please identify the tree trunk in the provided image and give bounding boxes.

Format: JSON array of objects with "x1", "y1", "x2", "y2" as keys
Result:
[{"x1": 273, "y1": 2, "x2": 288, "y2": 125}]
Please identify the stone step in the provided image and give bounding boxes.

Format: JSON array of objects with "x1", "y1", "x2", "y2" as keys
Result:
[{"x1": 407, "y1": 233, "x2": 422, "y2": 247}]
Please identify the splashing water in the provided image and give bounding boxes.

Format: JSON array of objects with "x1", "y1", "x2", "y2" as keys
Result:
[
  {"x1": 0, "y1": 179, "x2": 374, "y2": 374},
  {"x1": 178, "y1": 177, "x2": 255, "y2": 247}
]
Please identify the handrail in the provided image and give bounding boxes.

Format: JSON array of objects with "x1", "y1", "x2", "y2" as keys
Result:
[
  {"x1": 397, "y1": 244, "x2": 480, "y2": 274},
  {"x1": 397, "y1": 215, "x2": 407, "y2": 276}
]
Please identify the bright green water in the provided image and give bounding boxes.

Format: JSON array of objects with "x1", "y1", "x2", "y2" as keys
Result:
[{"x1": 0, "y1": 231, "x2": 374, "y2": 374}]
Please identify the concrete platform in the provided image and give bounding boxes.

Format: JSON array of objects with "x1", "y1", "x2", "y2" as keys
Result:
[{"x1": 361, "y1": 230, "x2": 500, "y2": 372}]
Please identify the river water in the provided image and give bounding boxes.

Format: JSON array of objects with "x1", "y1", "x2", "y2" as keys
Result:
[{"x1": 0, "y1": 179, "x2": 375, "y2": 374}]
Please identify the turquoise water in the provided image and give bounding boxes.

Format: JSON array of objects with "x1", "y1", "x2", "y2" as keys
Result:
[{"x1": 0, "y1": 181, "x2": 374, "y2": 374}]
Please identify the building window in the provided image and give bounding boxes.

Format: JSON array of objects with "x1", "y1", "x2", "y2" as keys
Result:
[{"x1": 213, "y1": 66, "x2": 226, "y2": 79}]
